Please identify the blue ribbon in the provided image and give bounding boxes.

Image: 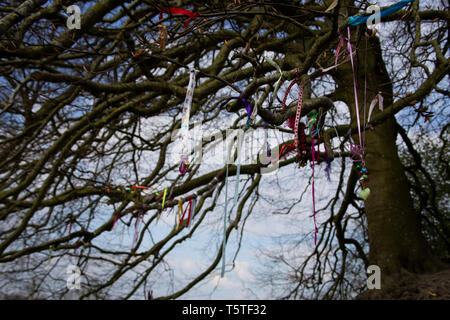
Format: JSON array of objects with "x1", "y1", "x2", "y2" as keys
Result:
[
  {"x1": 221, "y1": 163, "x2": 229, "y2": 278},
  {"x1": 348, "y1": 0, "x2": 415, "y2": 26}
]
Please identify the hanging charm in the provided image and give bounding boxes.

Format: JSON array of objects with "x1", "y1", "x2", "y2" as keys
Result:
[{"x1": 356, "y1": 164, "x2": 371, "y2": 201}]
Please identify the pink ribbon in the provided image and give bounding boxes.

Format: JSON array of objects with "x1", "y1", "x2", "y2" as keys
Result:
[
  {"x1": 335, "y1": 31, "x2": 345, "y2": 68},
  {"x1": 111, "y1": 212, "x2": 119, "y2": 230},
  {"x1": 311, "y1": 126, "x2": 318, "y2": 245},
  {"x1": 350, "y1": 143, "x2": 366, "y2": 165},
  {"x1": 347, "y1": 27, "x2": 363, "y2": 147},
  {"x1": 367, "y1": 92, "x2": 384, "y2": 124}
]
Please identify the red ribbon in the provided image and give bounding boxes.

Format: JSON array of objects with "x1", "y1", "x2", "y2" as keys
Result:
[
  {"x1": 64, "y1": 218, "x2": 75, "y2": 234},
  {"x1": 131, "y1": 185, "x2": 149, "y2": 190},
  {"x1": 279, "y1": 143, "x2": 296, "y2": 159},
  {"x1": 281, "y1": 77, "x2": 300, "y2": 130},
  {"x1": 111, "y1": 212, "x2": 119, "y2": 230},
  {"x1": 159, "y1": 7, "x2": 200, "y2": 29},
  {"x1": 180, "y1": 196, "x2": 193, "y2": 228},
  {"x1": 74, "y1": 238, "x2": 81, "y2": 254}
]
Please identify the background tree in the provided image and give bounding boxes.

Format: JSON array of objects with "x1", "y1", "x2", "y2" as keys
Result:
[{"x1": 0, "y1": 0, "x2": 448, "y2": 299}]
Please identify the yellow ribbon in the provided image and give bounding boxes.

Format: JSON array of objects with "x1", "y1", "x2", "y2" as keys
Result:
[{"x1": 162, "y1": 187, "x2": 167, "y2": 209}]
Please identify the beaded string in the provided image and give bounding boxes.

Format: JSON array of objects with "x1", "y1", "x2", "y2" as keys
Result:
[{"x1": 293, "y1": 76, "x2": 304, "y2": 162}]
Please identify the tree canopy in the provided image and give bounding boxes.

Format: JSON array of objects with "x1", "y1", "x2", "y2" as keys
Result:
[{"x1": 0, "y1": 0, "x2": 448, "y2": 300}]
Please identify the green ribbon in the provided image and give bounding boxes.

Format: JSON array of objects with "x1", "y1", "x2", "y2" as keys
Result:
[{"x1": 307, "y1": 110, "x2": 318, "y2": 135}]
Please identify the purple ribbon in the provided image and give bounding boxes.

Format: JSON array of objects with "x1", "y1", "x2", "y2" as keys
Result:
[
  {"x1": 350, "y1": 143, "x2": 366, "y2": 164},
  {"x1": 220, "y1": 97, "x2": 252, "y2": 129}
]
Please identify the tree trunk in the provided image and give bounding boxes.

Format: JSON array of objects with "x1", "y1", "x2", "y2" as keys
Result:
[{"x1": 334, "y1": 33, "x2": 444, "y2": 291}]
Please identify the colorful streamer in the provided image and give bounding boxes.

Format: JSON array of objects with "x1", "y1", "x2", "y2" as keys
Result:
[
  {"x1": 348, "y1": 0, "x2": 415, "y2": 26},
  {"x1": 221, "y1": 163, "x2": 229, "y2": 278},
  {"x1": 293, "y1": 78, "x2": 304, "y2": 160}
]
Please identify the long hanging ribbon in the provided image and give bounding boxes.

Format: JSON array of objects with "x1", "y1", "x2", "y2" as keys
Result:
[
  {"x1": 264, "y1": 56, "x2": 285, "y2": 102},
  {"x1": 348, "y1": 0, "x2": 415, "y2": 26},
  {"x1": 221, "y1": 163, "x2": 229, "y2": 278},
  {"x1": 311, "y1": 125, "x2": 318, "y2": 245},
  {"x1": 132, "y1": 212, "x2": 143, "y2": 249},
  {"x1": 307, "y1": 110, "x2": 318, "y2": 136},
  {"x1": 347, "y1": 27, "x2": 363, "y2": 147},
  {"x1": 159, "y1": 7, "x2": 200, "y2": 29},
  {"x1": 233, "y1": 130, "x2": 244, "y2": 205},
  {"x1": 180, "y1": 68, "x2": 198, "y2": 174},
  {"x1": 321, "y1": 32, "x2": 352, "y2": 74},
  {"x1": 367, "y1": 92, "x2": 384, "y2": 124}
]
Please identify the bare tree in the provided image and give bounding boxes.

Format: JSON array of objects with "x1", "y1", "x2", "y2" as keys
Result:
[{"x1": 0, "y1": 0, "x2": 448, "y2": 299}]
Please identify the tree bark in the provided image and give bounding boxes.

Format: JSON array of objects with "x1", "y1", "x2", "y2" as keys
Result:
[{"x1": 334, "y1": 33, "x2": 444, "y2": 287}]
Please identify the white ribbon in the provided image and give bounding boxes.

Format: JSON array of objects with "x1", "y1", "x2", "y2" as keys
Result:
[
  {"x1": 264, "y1": 56, "x2": 285, "y2": 102},
  {"x1": 180, "y1": 68, "x2": 198, "y2": 167},
  {"x1": 367, "y1": 92, "x2": 384, "y2": 124}
]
